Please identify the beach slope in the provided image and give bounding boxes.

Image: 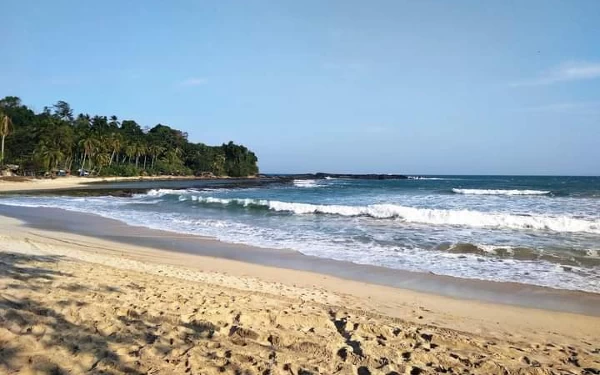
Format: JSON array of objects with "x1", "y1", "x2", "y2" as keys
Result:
[{"x1": 1, "y1": 216, "x2": 599, "y2": 374}]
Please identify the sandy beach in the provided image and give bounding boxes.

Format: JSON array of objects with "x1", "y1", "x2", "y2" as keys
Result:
[
  {"x1": 1, "y1": 215, "x2": 599, "y2": 374},
  {"x1": 0, "y1": 176, "x2": 234, "y2": 193},
  {"x1": 4, "y1": 1, "x2": 599, "y2": 373}
]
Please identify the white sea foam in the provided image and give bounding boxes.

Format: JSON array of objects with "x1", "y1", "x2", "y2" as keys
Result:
[
  {"x1": 1, "y1": 195, "x2": 599, "y2": 292},
  {"x1": 293, "y1": 179, "x2": 320, "y2": 188},
  {"x1": 586, "y1": 249, "x2": 600, "y2": 257},
  {"x1": 452, "y1": 188, "x2": 550, "y2": 196},
  {"x1": 408, "y1": 176, "x2": 445, "y2": 180},
  {"x1": 144, "y1": 188, "x2": 236, "y2": 197},
  {"x1": 188, "y1": 197, "x2": 600, "y2": 234},
  {"x1": 467, "y1": 244, "x2": 513, "y2": 254},
  {"x1": 128, "y1": 199, "x2": 162, "y2": 205},
  {"x1": 145, "y1": 188, "x2": 190, "y2": 197}
]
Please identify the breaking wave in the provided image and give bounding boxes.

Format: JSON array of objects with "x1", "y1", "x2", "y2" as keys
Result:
[
  {"x1": 145, "y1": 188, "x2": 191, "y2": 197},
  {"x1": 452, "y1": 188, "x2": 551, "y2": 196},
  {"x1": 293, "y1": 179, "x2": 320, "y2": 188},
  {"x1": 408, "y1": 176, "x2": 445, "y2": 180},
  {"x1": 176, "y1": 195, "x2": 600, "y2": 234}
]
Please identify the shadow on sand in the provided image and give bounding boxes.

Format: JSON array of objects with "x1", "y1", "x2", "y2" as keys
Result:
[{"x1": 1, "y1": 252, "x2": 166, "y2": 374}]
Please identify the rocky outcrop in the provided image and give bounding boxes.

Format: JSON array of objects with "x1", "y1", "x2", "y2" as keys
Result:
[{"x1": 260, "y1": 173, "x2": 409, "y2": 181}]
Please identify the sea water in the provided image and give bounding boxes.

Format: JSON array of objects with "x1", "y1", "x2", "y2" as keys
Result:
[{"x1": 2, "y1": 175, "x2": 599, "y2": 292}]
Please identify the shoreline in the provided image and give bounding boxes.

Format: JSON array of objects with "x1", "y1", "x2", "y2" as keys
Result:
[
  {"x1": 0, "y1": 175, "x2": 258, "y2": 193},
  {"x1": 1, "y1": 214, "x2": 600, "y2": 374},
  {"x1": 2, "y1": 213, "x2": 600, "y2": 329},
  {"x1": 1, "y1": 204, "x2": 599, "y2": 316}
]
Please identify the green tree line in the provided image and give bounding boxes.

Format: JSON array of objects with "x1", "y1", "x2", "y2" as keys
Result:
[{"x1": 0, "y1": 96, "x2": 259, "y2": 177}]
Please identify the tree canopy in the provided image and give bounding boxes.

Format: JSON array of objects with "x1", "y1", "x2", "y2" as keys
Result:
[{"x1": 0, "y1": 96, "x2": 259, "y2": 177}]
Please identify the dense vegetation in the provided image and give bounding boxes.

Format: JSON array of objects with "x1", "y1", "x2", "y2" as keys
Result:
[{"x1": 0, "y1": 96, "x2": 258, "y2": 177}]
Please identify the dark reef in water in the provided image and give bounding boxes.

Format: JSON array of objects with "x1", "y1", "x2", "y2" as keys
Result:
[
  {"x1": 261, "y1": 173, "x2": 409, "y2": 181},
  {"x1": 9, "y1": 173, "x2": 411, "y2": 197}
]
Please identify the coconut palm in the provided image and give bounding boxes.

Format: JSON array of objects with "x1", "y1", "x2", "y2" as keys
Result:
[
  {"x1": 135, "y1": 143, "x2": 145, "y2": 169},
  {"x1": 79, "y1": 136, "x2": 99, "y2": 173},
  {"x1": 165, "y1": 147, "x2": 182, "y2": 164},
  {"x1": 124, "y1": 143, "x2": 136, "y2": 165},
  {"x1": 0, "y1": 112, "x2": 13, "y2": 165},
  {"x1": 33, "y1": 143, "x2": 50, "y2": 171},
  {"x1": 141, "y1": 145, "x2": 149, "y2": 170},
  {"x1": 108, "y1": 115, "x2": 119, "y2": 129},
  {"x1": 107, "y1": 133, "x2": 122, "y2": 166},
  {"x1": 35, "y1": 143, "x2": 64, "y2": 172},
  {"x1": 148, "y1": 145, "x2": 165, "y2": 169},
  {"x1": 93, "y1": 153, "x2": 111, "y2": 174},
  {"x1": 0, "y1": 96, "x2": 260, "y2": 178},
  {"x1": 211, "y1": 154, "x2": 226, "y2": 176}
]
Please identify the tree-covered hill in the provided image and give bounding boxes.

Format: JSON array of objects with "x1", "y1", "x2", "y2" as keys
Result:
[{"x1": 0, "y1": 96, "x2": 258, "y2": 177}]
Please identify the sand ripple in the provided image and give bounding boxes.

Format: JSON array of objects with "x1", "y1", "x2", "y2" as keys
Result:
[{"x1": 1, "y1": 245, "x2": 600, "y2": 374}]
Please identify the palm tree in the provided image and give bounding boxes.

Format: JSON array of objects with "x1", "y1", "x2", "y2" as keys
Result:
[
  {"x1": 108, "y1": 115, "x2": 120, "y2": 129},
  {"x1": 211, "y1": 154, "x2": 226, "y2": 176},
  {"x1": 148, "y1": 145, "x2": 165, "y2": 169},
  {"x1": 165, "y1": 147, "x2": 183, "y2": 164},
  {"x1": 34, "y1": 143, "x2": 64, "y2": 172},
  {"x1": 130, "y1": 143, "x2": 145, "y2": 169},
  {"x1": 49, "y1": 148, "x2": 65, "y2": 170},
  {"x1": 124, "y1": 144, "x2": 136, "y2": 165},
  {"x1": 93, "y1": 153, "x2": 110, "y2": 175},
  {"x1": 79, "y1": 136, "x2": 99, "y2": 174},
  {"x1": 34, "y1": 143, "x2": 50, "y2": 171},
  {"x1": 136, "y1": 144, "x2": 147, "y2": 169},
  {"x1": 0, "y1": 112, "x2": 13, "y2": 166},
  {"x1": 107, "y1": 133, "x2": 122, "y2": 166}
]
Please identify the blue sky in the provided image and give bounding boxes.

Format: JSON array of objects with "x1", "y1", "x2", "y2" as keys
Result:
[{"x1": 2, "y1": 0, "x2": 599, "y2": 175}]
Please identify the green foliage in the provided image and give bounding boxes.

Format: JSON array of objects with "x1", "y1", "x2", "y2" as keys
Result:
[
  {"x1": 222, "y1": 141, "x2": 259, "y2": 177},
  {"x1": 151, "y1": 159, "x2": 192, "y2": 176},
  {"x1": 98, "y1": 164, "x2": 141, "y2": 177},
  {"x1": 0, "y1": 96, "x2": 259, "y2": 177}
]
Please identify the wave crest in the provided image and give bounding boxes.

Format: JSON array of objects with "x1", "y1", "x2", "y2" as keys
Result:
[
  {"x1": 408, "y1": 176, "x2": 445, "y2": 180},
  {"x1": 293, "y1": 179, "x2": 320, "y2": 188},
  {"x1": 145, "y1": 188, "x2": 194, "y2": 197},
  {"x1": 452, "y1": 188, "x2": 550, "y2": 196},
  {"x1": 186, "y1": 196, "x2": 599, "y2": 234}
]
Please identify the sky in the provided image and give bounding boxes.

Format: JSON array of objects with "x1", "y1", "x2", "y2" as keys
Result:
[{"x1": 2, "y1": 0, "x2": 599, "y2": 175}]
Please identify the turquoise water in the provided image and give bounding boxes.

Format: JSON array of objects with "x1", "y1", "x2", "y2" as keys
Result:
[{"x1": 2, "y1": 175, "x2": 599, "y2": 292}]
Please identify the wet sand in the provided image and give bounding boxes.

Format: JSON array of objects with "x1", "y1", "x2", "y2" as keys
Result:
[
  {"x1": 0, "y1": 205, "x2": 599, "y2": 316},
  {"x1": 1, "y1": 214, "x2": 600, "y2": 374}
]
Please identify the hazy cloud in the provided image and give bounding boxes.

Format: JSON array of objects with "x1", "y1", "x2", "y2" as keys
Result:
[{"x1": 510, "y1": 61, "x2": 600, "y2": 87}]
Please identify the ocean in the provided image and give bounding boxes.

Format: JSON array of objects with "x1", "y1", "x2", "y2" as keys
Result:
[{"x1": 1, "y1": 175, "x2": 599, "y2": 293}]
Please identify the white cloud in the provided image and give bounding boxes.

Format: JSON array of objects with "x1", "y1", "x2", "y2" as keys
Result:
[
  {"x1": 179, "y1": 77, "x2": 207, "y2": 86},
  {"x1": 510, "y1": 61, "x2": 600, "y2": 87}
]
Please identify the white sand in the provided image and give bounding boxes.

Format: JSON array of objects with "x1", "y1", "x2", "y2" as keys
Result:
[
  {"x1": 0, "y1": 175, "x2": 221, "y2": 193},
  {"x1": 1, "y1": 215, "x2": 599, "y2": 374}
]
